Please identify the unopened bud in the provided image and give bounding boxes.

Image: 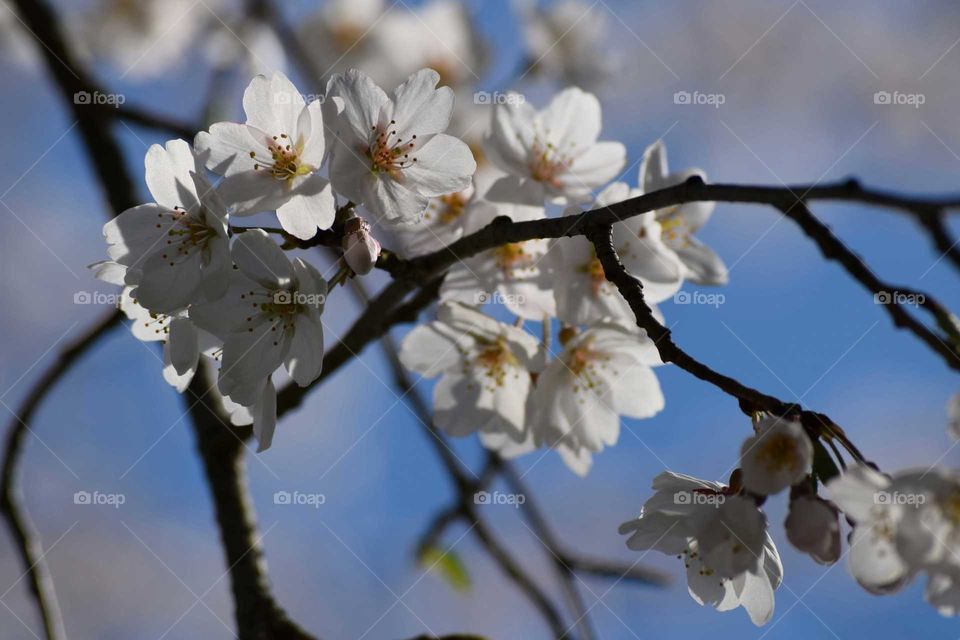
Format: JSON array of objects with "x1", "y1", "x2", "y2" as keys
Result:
[{"x1": 342, "y1": 217, "x2": 381, "y2": 275}]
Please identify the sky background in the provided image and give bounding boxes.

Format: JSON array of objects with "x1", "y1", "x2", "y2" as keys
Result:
[{"x1": 2, "y1": 0, "x2": 960, "y2": 638}]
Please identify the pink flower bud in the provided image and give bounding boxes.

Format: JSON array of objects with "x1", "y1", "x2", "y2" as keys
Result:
[{"x1": 342, "y1": 217, "x2": 381, "y2": 275}]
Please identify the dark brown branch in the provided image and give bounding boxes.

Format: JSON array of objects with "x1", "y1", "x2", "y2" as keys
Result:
[
  {"x1": 378, "y1": 177, "x2": 960, "y2": 372},
  {"x1": 184, "y1": 367, "x2": 315, "y2": 640},
  {"x1": 915, "y1": 210, "x2": 960, "y2": 276},
  {"x1": 0, "y1": 310, "x2": 121, "y2": 640},
  {"x1": 112, "y1": 103, "x2": 196, "y2": 139},
  {"x1": 11, "y1": 0, "x2": 317, "y2": 634},
  {"x1": 585, "y1": 223, "x2": 866, "y2": 461}
]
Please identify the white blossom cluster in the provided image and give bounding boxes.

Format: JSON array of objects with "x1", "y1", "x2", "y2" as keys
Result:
[{"x1": 79, "y1": 0, "x2": 960, "y2": 629}]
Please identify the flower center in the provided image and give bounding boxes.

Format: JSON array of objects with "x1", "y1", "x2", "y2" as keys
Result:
[
  {"x1": 472, "y1": 336, "x2": 519, "y2": 388},
  {"x1": 367, "y1": 120, "x2": 417, "y2": 178},
  {"x1": 578, "y1": 253, "x2": 607, "y2": 296},
  {"x1": 565, "y1": 341, "x2": 610, "y2": 394},
  {"x1": 426, "y1": 191, "x2": 469, "y2": 225},
  {"x1": 528, "y1": 136, "x2": 574, "y2": 186},
  {"x1": 757, "y1": 433, "x2": 801, "y2": 473},
  {"x1": 251, "y1": 134, "x2": 311, "y2": 182},
  {"x1": 157, "y1": 207, "x2": 215, "y2": 267},
  {"x1": 493, "y1": 242, "x2": 533, "y2": 277},
  {"x1": 239, "y1": 288, "x2": 305, "y2": 347},
  {"x1": 659, "y1": 209, "x2": 691, "y2": 246},
  {"x1": 942, "y1": 489, "x2": 960, "y2": 525}
]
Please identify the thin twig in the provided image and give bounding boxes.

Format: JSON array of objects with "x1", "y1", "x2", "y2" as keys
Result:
[{"x1": 0, "y1": 309, "x2": 121, "y2": 640}]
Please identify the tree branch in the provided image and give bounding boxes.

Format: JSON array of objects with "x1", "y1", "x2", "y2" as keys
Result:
[
  {"x1": 0, "y1": 310, "x2": 121, "y2": 640},
  {"x1": 585, "y1": 223, "x2": 867, "y2": 461}
]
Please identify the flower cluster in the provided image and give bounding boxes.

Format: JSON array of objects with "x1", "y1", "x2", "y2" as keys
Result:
[{"x1": 94, "y1": 69, "x2": 474, "y2": 451}]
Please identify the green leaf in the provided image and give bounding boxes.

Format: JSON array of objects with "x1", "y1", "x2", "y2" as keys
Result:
[{"x1": 419, "y1": 545, "x2": 471, "y2": 592}]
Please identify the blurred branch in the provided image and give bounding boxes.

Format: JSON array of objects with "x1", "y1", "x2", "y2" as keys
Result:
[
  {"x1": 184, "y1": 366, "x2": 317, "y2": 640},
  {"x1": 0, "y1": 309, "x2": 121, "y2": 640},
  {"x1": 11, "y1": 0, "x2": 318, "y2": 636},
  {"x1": 110, "y1": 103, "x2": 196, "y2": 139}
]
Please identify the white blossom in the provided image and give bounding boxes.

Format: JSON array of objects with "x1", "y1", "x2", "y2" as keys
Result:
[
  {"x1": 619, "y1": 472, "x2": 783, "y2": 626},
  {"x1": 739, "y1": 416, "x2": 813, "y2": 495},
  {"x1": 825, "y1": 465, "x2": 913, "y2": 594},
  {"x1": 189, "y1": 230, "x2": 326, "y2": 450},
  {"x1": 438, "y1": 200, "x2": 556, "y2": 320},
  {"x1": 399, "y1": 302, "x2": 542, "y2": 441},
  {"x1": 515, "y1": 0, "x2": 615, "y2": 89},
  {"x1": 104, "y1": 139, "x2": 230, "y2": 313},
  {"x1": 552, "y1": 181, "x2": 684, "y2": 326},
  {"x1": 640, "y1": 140, "x2": 728, "y2": 285},
  {"x1": 325, "y1": 68, "x2": 476, "y2": 224},
  {"x1": 195, "y1": 71, "x2": 335, "y2": 240},
  {"x1": 341, "y1": 217, "x2": 382, "y2": 275},
  {"x1": 785, "y1": 494, "x2": 841, "y2": 565},
  {"x1": 484, "y1": 86, "x2": 625, "y2": 205},
  {"x1": 530, "y1": 322, "x2": 664, "y2": 476}
]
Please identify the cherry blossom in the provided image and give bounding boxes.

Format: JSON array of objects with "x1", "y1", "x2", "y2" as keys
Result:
[
  {"x1": 189, "y1": 230, "x2": 326, "y2": 450},
  {"x1": 619, "y1": 472, "x2": 783, "y2": 626},
  {"x1": 553, "y1": 181, "x2": 684, "y2": 326},
  {"x1": 438, "y1": 200, "x2": 556, "y2": 320},
  {"x1": 483, "y1": 86, "x2": 625, "y2": 205},
  {"x1": 324, "y1": 68, "x2": 476, "y2": 224},
  {"x1": 739, "y1": 416, "x2": 813, "y2": 495},
  {"x1": 825, "y1": 465, "x2": 913, "y2": 594},
  {"x1": 103, "y1": 139, "x2": 230, "y2": 314},
  {"x1": 785, "y1": 494, "x2": 841, "y2": 565},
  {"x1": 530, "y1": 322, "x2": 664, "y2": 475},
  {"x1": 341, "y1": 217, "x2": 382, "y2": 275},
  {"x1": 195, "y1": 71, "x2": 335, "y2": 240},
  {"x1": 640, "y1": 140, "x2": 728, "y2": 285},
  {"x1": 515, "y1": 0, "x2": 615, "y2": 89},
  {"x1": 399, "y1": 302, "x2": 542, "y2": 441},
  {"x1": 947, "y1": 392, "x2": 960, "y2": 440}
]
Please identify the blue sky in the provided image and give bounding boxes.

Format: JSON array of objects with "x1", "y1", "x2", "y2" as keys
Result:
[{"x1": 1, "y1": 1, "x2": 960, "y2": 638}]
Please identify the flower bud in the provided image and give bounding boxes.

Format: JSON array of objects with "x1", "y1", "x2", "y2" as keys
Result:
[
  {"x1": 785, "y1": 494, "x2": 841, "y2": 565},
  {"x1": 342, "y1": 217, "x2": 381, "y2": 275}
]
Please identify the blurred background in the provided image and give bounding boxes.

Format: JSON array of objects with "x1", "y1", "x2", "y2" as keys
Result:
[{"x1": 2, "y1": 0, "x2": 960, "y2": 637}]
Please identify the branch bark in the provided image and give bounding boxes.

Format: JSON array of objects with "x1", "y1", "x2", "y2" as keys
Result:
[{"x1": 0, "y1": 310, "x2": 121, "y2": 640}]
